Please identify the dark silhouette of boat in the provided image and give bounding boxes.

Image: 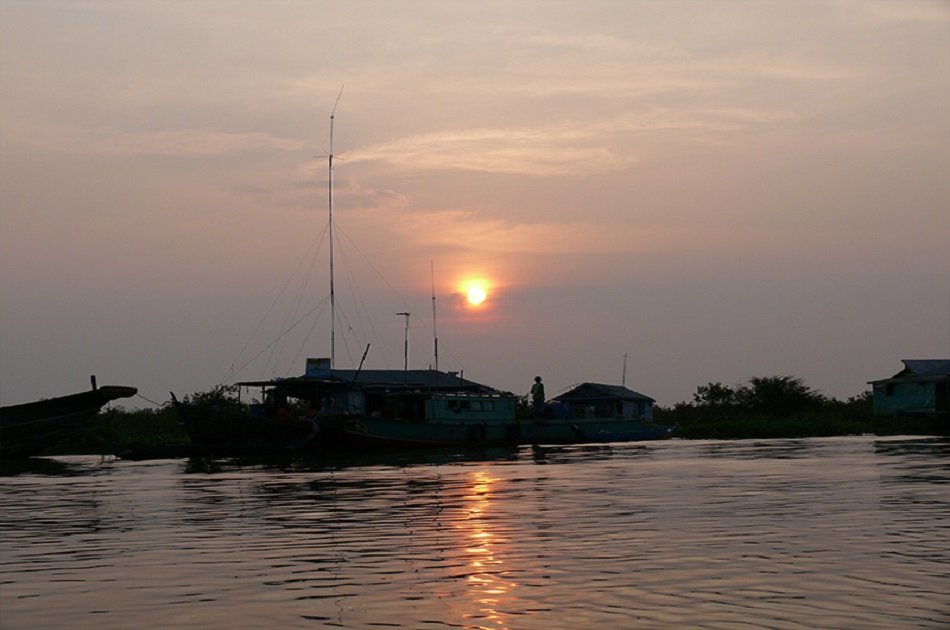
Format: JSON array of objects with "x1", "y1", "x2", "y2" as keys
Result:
[
  {"x1": 172, "y1": 366, "x2": 500, "y2": 455},
  {"x1": 0, "y1": 379, "x2": 137, "y2": 459}
]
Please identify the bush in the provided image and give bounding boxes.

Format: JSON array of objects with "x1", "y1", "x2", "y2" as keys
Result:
[{"x1": 47, "y1": 405, "x2": 190, "y2": 455}]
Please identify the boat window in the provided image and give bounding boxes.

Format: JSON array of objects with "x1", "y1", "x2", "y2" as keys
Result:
[{"x1": 483, "y1": 401, "x2": 494, "y2": 412}]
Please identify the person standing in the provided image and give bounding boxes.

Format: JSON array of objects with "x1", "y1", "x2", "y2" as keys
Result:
[{"x1": 530, "y1": 376, "x2": 546, "y2": 416}]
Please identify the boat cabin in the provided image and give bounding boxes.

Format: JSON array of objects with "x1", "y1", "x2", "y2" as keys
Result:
[
  {"x1": 376, "y1": 391, "x2": 517, "y2": 422},
  {"x1": 868, "y1": 359, "x2": 950, "y2": 417},
  {"x1": 236, "y1": 361, "x2": 500, "y2": 420},
  {"x1": 551, "y1": 382, "x2": 655, "y2": 421}
]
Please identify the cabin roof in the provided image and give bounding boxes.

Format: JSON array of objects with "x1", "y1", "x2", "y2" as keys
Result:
[
  {"x1": 553, "y1": 382, "x2": 655, "y2": 404},
  {"x1": 868, "y1": 359, "x2": 950, "y2": 384},
  {"x1": 236, "y1": 369, "x2": 497, "y2": 392}
]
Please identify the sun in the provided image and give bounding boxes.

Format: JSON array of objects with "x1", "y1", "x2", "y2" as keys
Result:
[
  {"x1": 459, "y1": 277, "x2": 492, "y2": 308},
  {"x1": 466, "y1": 286, "x2": 487, "y2": 306}
]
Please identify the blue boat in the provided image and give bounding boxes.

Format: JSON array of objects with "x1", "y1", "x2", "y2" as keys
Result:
[
  {"x1": 342, "y1": 382, "x2": 675, "y2": 448},
  {"x1": 520, "y1": 382, "x2": 674, "y2": 444},
  {"x1": 343, "y1": 390, "x2": 521, "y2": 448}
]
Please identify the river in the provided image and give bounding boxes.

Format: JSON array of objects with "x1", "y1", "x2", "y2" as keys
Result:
[{"x1": 1, "y1": 436, "x2": 947, "y2": 629}]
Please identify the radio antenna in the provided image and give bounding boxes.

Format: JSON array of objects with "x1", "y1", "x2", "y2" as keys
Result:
[
  {"x1": 328, "y1": 85, "x2": 343, "y2": 367},
  {"x1": 431, "y1": 260, "x2": 439, "y2": 372}
]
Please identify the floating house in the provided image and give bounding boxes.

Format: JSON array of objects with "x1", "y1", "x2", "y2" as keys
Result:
[
  {"x1": 552, "y1": 382, "x2": 656, "y2": 421},
  {"x1": 868, "y1": 359, "x2": 950, "y2": 417}
]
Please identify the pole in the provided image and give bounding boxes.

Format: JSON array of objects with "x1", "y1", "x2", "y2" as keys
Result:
[
  {"x1": 328, "y1": 87, "x2": 343, "y2": 367},
  {"x1": 431, "y1": 261, "x2": 439, "y2": 372},
  {"x1": 622, "y1": 353, "x2": 628, "y2": 387},
  {"x1": 397, "y1": 312, "x2": 411, "y2": 371}
]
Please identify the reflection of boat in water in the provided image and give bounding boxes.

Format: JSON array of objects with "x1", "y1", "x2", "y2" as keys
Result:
[{"x1": 0, "y1": 380, "x2": 137, "y2": 459}]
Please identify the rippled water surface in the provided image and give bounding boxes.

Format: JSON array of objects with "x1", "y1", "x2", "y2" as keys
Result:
[{"x1": 1, "y1": 436, "x2": 948, "y2": 629}]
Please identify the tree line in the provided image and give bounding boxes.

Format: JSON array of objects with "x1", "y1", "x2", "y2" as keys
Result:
[{"x1": 654, "y1": 375, "x2": 941, "y2": 439}]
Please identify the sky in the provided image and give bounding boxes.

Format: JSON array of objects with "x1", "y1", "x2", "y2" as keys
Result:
[{"x1": 2, "y1": 0, "x2": 949, "y2": 409}]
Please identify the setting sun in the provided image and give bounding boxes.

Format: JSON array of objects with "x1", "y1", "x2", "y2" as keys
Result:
[
  {"x1": 467, "y1": 286, "x2": 487, "y2": 305},
  {"x1": 458, "y1": 277, "x2": 492, "y2": 309}
]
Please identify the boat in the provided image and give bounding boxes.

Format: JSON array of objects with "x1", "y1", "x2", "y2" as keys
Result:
[
  {"x1": 172, "y1": 99, "x2": 356, "y2": 456},
  {"x1": 173, "y1": 103, "x2": 515, "y2": 456},
  {"x1": 174, "y1": 361, "x2": 508, "y2": 454},
  {"x1": 342, "y1": 381, "x2": 674, "y2": 449},
  {"x1": 0, "y1": 379, "x2": 137, "y2": 459},
  {"x1": 342, "y1": 389, "x2": 521, "y2": 448},
  {"x1": 519, "y1": 382, "x2": 674, "y2": 445},
  {"x1": 568, "y1": 423, "x2": 674, "y2": 443},
  {"x1": 173, "y1": 107, "x2": 670, "y2": 455}
]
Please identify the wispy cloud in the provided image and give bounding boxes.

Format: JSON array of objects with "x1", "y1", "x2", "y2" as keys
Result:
[
  {"x1": 343, "y1": 105, "x2": 795, "y2": 176},
  {"x1": 365, "y1": 206, "x2": 700, "y2": 258},
  {"x1": 850, "y1": 0, "x2": 950, "y2": 24},
  {"x1": 6, "y1": 123, "x2": 306, "y2": 156},
  {"x1": 345, "y1": 125, "x2": 635, "y2": 176}
]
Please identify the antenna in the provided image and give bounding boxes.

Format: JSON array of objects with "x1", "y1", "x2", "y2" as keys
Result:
[
  {"x1": 431, "y1": 260, "x2": 439, "y2": 372},
  {"x1": 621, "y1": 353, "x2": 628, "y2": 387},
  {"x1": 328, "y1": 86, "x2": 343, "y2": 367},
  {"x1": 397, "y1": 312, "x2": 411, "y2": 371}
]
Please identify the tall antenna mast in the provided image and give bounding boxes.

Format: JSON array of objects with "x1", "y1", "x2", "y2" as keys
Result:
[
  {"x1": 621, "y1": 353, "x2": 628, "y2": 387},
  {"x1": 328, "y1": 86, "x2": 343, "y2": 367},
  {"x1": 431, "y1": 260, "x2": 439, "y2": 371},
  {"x1": 397, "y1": 312, "x2": 411, "y2": 371}
]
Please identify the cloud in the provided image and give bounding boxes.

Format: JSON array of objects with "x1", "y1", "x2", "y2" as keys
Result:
[
  {"x1": 851, "y1": 0, "x2": 950, "y2": 24},
  {"x1": 344, "y1": 125, "x2": 635, "y2": 176},
  {"x1": 364, "y1": 206, "x2": 706, "y2": 258},
  {"x1": 5, "y1": 122, "x2": 307, "y2": 157},
  {"x1": 342, "y1": 103, "x2": 797, "y2": 176}
]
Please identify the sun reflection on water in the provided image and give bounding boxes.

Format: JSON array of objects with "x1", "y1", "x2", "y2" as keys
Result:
[{"x1": 454, "y1": 470, "x2": 516, "y2": 629}]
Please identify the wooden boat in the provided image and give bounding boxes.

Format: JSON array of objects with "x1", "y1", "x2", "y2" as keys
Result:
[{"x1": 0, "y1": 380, "x2": 137, "y2": 459}]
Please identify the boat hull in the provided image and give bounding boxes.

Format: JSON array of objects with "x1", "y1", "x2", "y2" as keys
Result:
[
  {"x1": 175, "y1": 403, "x2": 346, "y2": 456},
  {"x1": 343, "y1": 416, "x2": 523, "y2": 448},
  {"x1": 343, "y1": 415, "x2": 673, "y2": 448},
  {"x1": 0, "y1": 386, "x2": 137, "y2": 459}
]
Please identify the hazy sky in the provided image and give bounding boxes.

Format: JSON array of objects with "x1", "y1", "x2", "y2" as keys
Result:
[{"x1": 2, "y1": 0, "x2": 948, "y2": 408}]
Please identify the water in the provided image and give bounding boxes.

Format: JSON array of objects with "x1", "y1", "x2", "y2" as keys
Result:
[{"x1": 1, "y1": 436, "x2": 947, "y2": 629}]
